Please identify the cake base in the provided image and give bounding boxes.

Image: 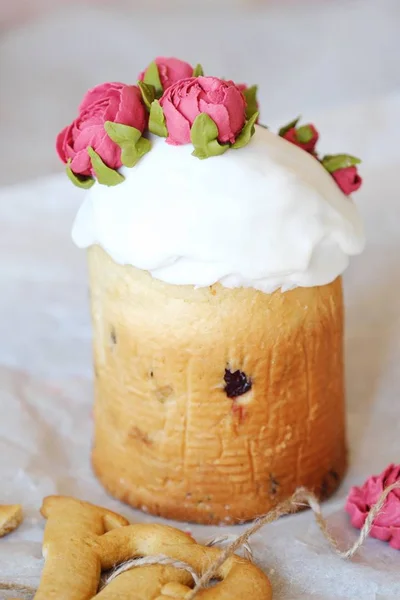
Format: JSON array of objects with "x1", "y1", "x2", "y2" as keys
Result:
[
  {"x1": 92, "y1": 455, "x2": 345, "y2": 525},
  {"x1": 89, "y1": 246, "x2": 346, "y2": 525}
]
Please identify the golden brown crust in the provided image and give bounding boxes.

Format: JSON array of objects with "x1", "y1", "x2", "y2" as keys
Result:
[
  {"x1": 89, "y1": 245, "x2": 346, "y2": 524},
  {"x1": 35, "y1": 496, "x2": 129, "y2": 600},
  {"x1": 34, "y1": 495, "x2": 272, "y2": 600},
  {"x1": 0, "y1": 504, "x2": 23, "y2": 537}
]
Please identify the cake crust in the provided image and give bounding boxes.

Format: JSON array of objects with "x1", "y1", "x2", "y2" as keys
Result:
[{"x1": 89, "y1": 245, "x2": 346, "y2": 524}]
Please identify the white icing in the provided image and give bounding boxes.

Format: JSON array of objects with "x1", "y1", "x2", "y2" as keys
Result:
[{"x1": 72, "y1": 126, "x2": 365, "y2": 293}]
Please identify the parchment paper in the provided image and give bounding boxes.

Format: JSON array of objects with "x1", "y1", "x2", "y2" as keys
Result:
[{"x1": 0, "y1": 94, "x2": 399, "y2": 599}]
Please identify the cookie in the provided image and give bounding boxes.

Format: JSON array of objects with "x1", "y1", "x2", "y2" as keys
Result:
[
  {"x1": 34, "y1": 495, "x2": 272, "y2": 599},
  {"x1": 0, "y1": 504, "x2": 23, "y2": 537}
]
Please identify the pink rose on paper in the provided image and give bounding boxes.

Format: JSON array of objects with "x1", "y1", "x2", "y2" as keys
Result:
[
  {"x1": 160, "y1": 76, "x2": 246, "y2": 146},
  {"x1": 56, "y1": 82, "x2": 147, "y2": 176},
  {"x1": 332, "y1": 166, "x2": 362, "y2": 195},
  {"x1": 283, "y1": 124, "x2": 319, "y2": 153},
  {"x1": 345, "y1": 464, "x2": 400, "y2": 550},
  {"x1": 139, "y1": 57, "x2": 194, "y2": 92}
]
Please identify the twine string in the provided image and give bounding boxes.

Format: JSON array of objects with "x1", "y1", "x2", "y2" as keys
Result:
[
  {"x1": 185, "y1": 481, "x2": 400, "y2": 599},
  {"x1": 100, "y1": 554, "x2": 200, "y2": 589},
  {"x1": 2, "y1": 482, "x2": 399, "y2": 599},
  {"x1": 0, "y1": 581, "x2": 36, "y2": 596},
  {"x1": 206, "y1": 535, "x2": 253, "y2": 561}
]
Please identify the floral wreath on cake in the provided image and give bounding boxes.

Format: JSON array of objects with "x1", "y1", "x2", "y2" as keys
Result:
[{"x1": 57, "y1": 56, "x2": 362, "y2": 196}]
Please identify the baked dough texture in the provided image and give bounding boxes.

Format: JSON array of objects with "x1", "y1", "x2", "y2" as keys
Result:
[
  {"x1": 0, "y1": 504, "x2": 23, "y2": 537},
  {"x1": 89, "y1": 245, "x2": 346, "y2": 524},
  {"x1": 34, "y1": 495, "x2": 272, "y2": 599}
]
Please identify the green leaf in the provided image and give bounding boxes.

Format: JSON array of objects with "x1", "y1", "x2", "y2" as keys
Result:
[
  {"x1": 190, "y1": 113, "x2": 229, "y2": 160},
  {"x1": 138, "y1": 81, "x2": 156, "y2": 110},
  {"x1": 278, "y1": 116, "x2": 301, "y2": 137},
  {"x1": 87, "y1": 147, "x2": 125, "y2": 186},
  {"x1": 295, "y1": 124, "x2": 314, "y2": 144},
  {"x1": 121, "y1": 136, "x2": 151, "y2": 168},
  {"x1": 143, "y1": 61, "x2": 163, "y2": 97},
  {"x1": 321, "y1": 154, "x2": 361, "y2": 173},
  {"x1": 66, "y1": 160, "x2": 95, "y2": 189},
  {"x1": 104, "y1": 121, "x2": 151, "y2": 168},
  {"x1": 192, "y1": 63, "x2": 204, "y2": 77},
  {"x1": 149, "y1": 100, "x2": 168, "y2": 137},
  {"x1": 232, "y1": 111, "x2": 259, "y2": 149},
  {"x1": 242, "y1": 85, "x2": 258, "y2": 120},
  {"x1": 104, "y1": 121, "x2": 142, "y2": 146}
]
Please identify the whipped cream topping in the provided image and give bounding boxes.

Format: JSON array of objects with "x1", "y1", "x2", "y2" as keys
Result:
[{"x1": 72, "y1": 126, "x2": 365, "y2": 293}]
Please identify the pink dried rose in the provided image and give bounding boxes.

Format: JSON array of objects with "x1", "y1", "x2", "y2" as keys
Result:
[
  {"x1": 56, "y1": 82, "x2": 147, "y2": 176},
  {"x1": 139, "y1": 57, "x2": 194, "y2": 92},
  {"x1": 345, "y1": 464, "x2": 400, "y2": 550},
  {"x1": 332, "y1": 166, "x2": 362, "y2": 195},
  {"x1": 321, "y1": 154, "x2": 362, "y2": 195},
  {"x1": 160, "y1": 76, "x2": 246, "y2": 146},
  {"x1": 283, "y1": 124, "x2": 319, "y2": 153}
]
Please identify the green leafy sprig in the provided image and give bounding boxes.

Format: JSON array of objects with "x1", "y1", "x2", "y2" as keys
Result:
[
  {"x1": 148, "y1": 100, "x2": 168, "y2": 137},
  {"x1": 66, "y1": 160, "x2": 95, "y2": 189},
  {"x1": 143, "y1": 61, "x2": 163, "y2": 98},
  {"x1": 321, "y1": 154, "x2": 361, "y2": 173},
  {"x1": 104, "y1": 122, "x2": 151, "y2": 168},
  {"x1": 241, "y1": 85, "x2": 258, "y2": 120}
]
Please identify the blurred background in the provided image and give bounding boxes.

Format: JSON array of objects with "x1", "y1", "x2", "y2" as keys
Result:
[{"x1": 0, "y1": 0, "x2": 399, "y2": 185}]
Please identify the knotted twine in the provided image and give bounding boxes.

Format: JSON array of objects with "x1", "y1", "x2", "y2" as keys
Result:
[
  {"x1": 101, "y1": 535, "x2": 252, "y2": 589},
  {"x1": 103, "y1": 482, "x2": 400, "y2": 597},
  {"x1": 186, "y1": 482, "x2": 400, "y2": 598},
  {"x1": 2, "y1": 482, "x2": 399, "y2": 598}
]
